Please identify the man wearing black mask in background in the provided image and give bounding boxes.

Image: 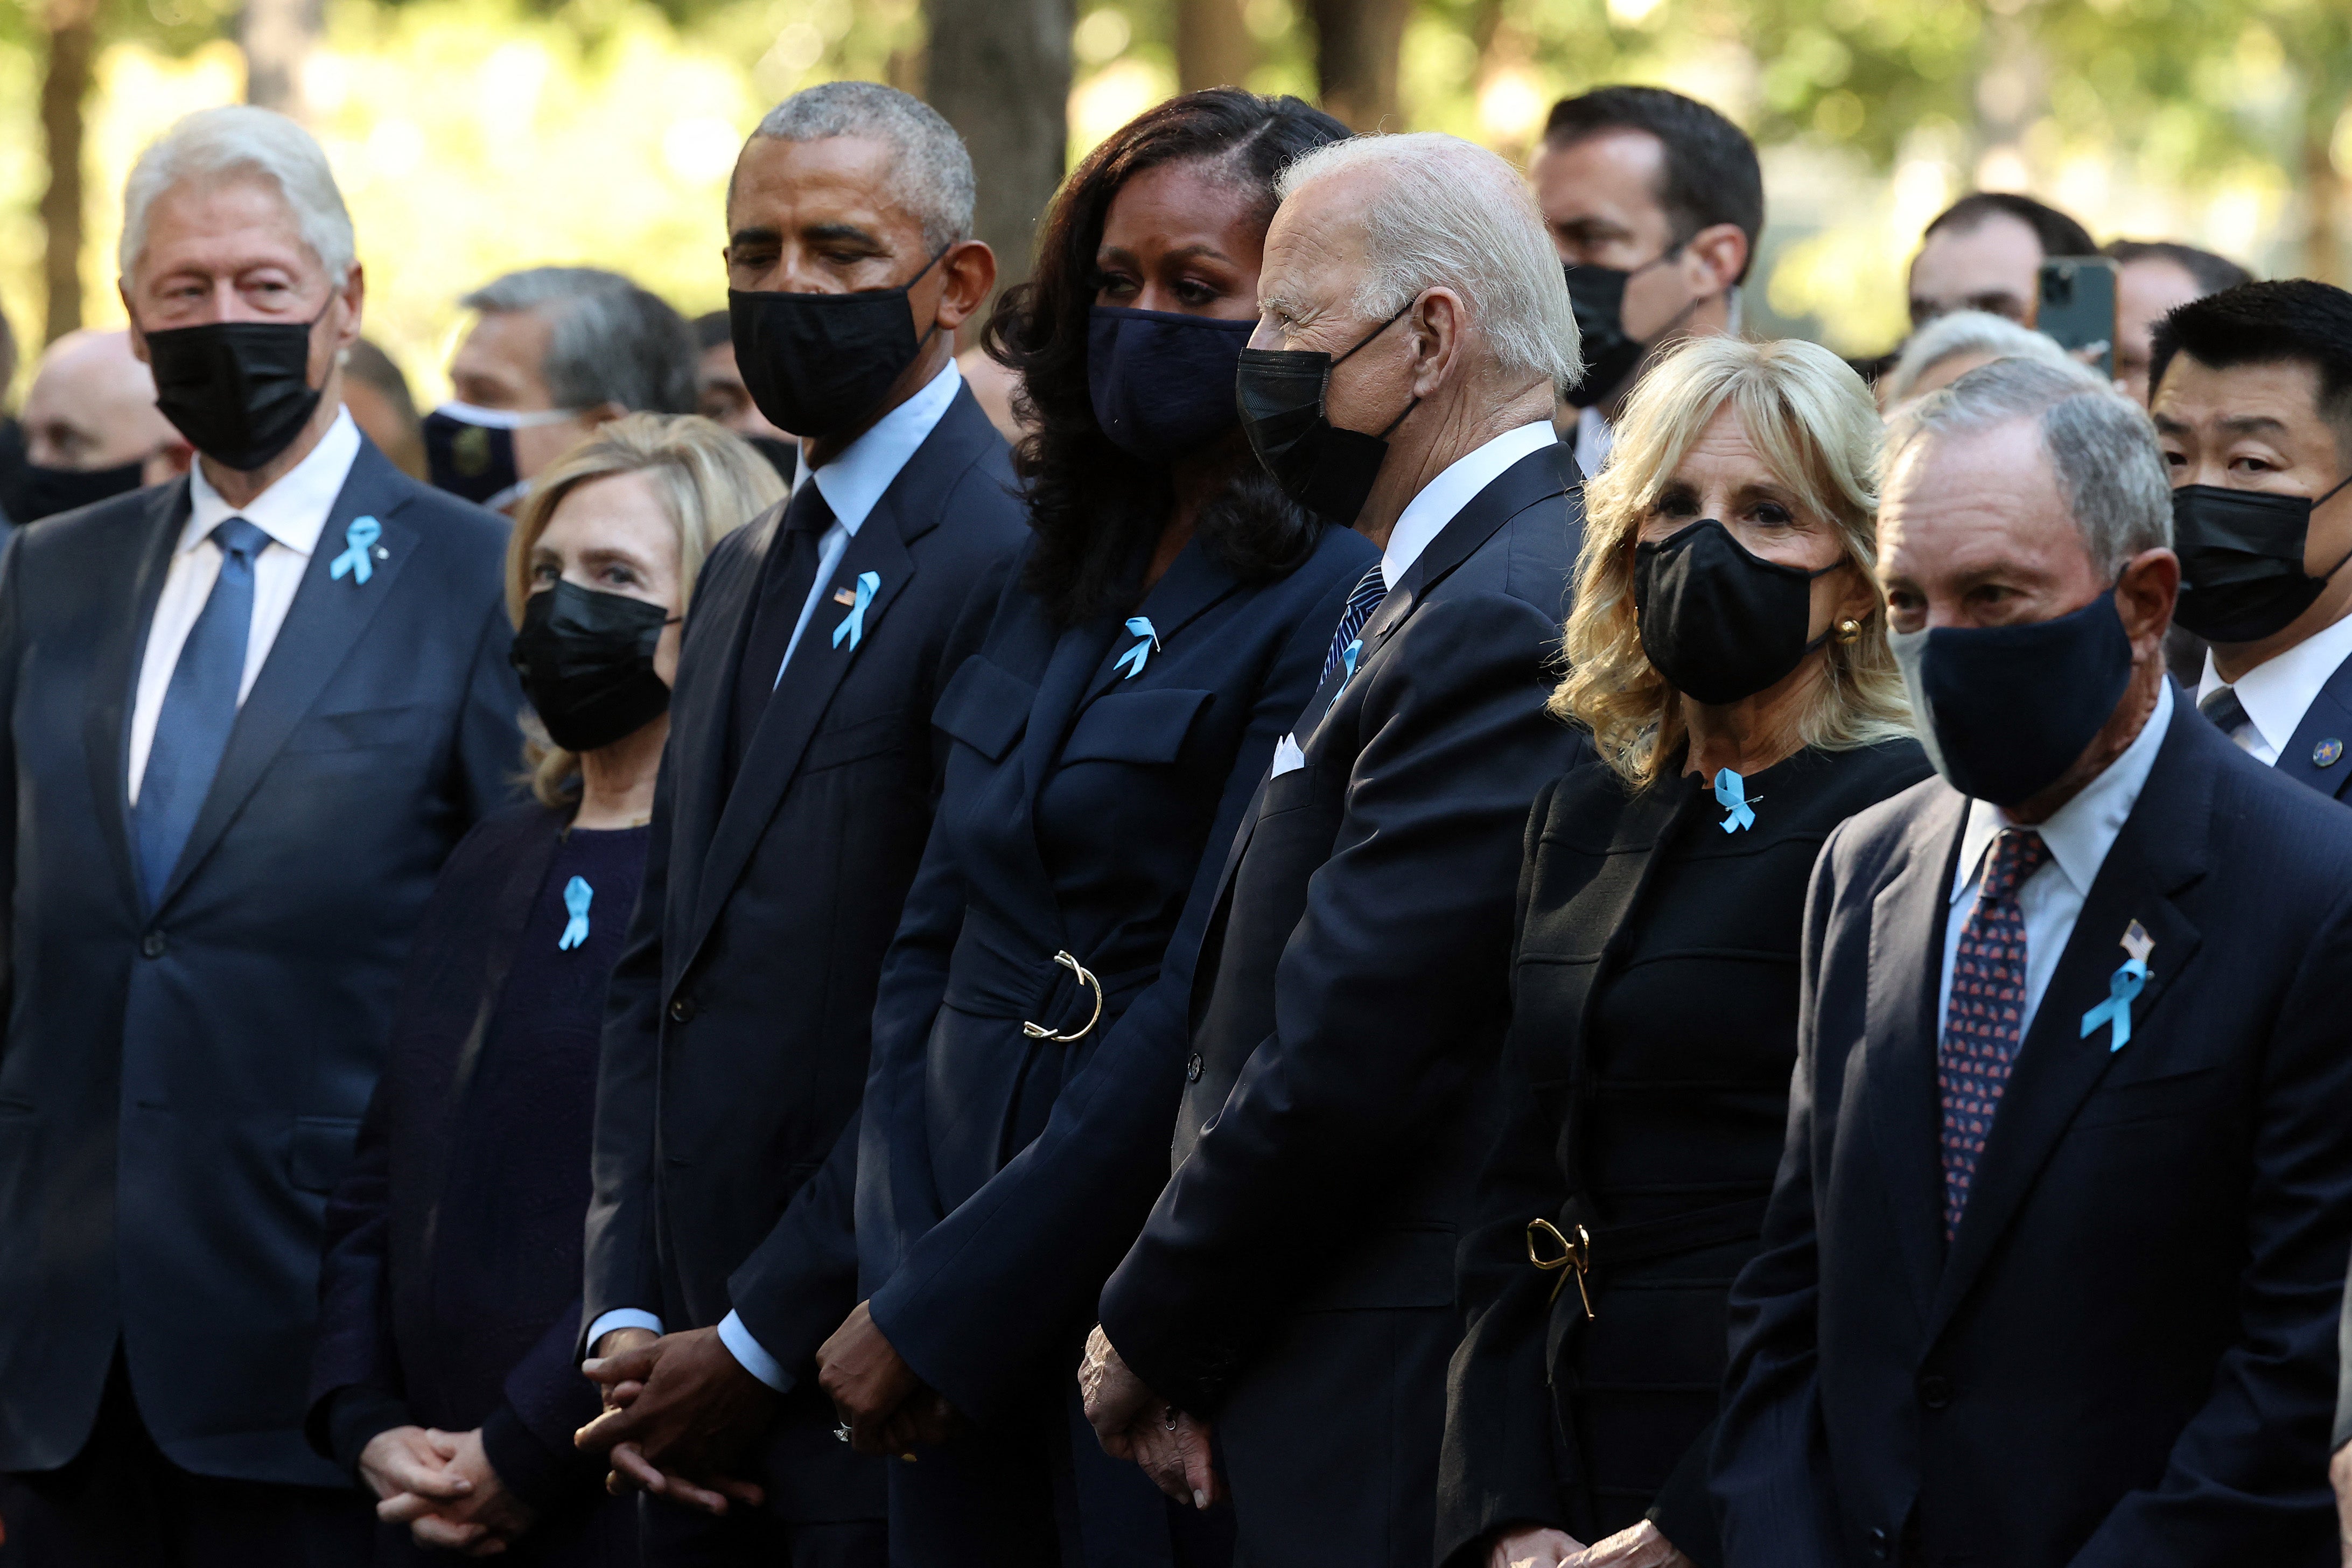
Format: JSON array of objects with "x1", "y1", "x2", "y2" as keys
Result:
[
  {"x1": 0, "y1": 104, "x2": 521, "y2": 1564},
  {"x1": 573, "y1": 81, "x2": 1025, "y2": 1567},
  {"x1": 10, "y1": 328, "x2": 191, "y2": 524},
  {"x1": 1534, "y1": 85, "x2": 1761, "y2": 476},
  {"x1": 2151, "y1": 281, "x2": 2352, "y2": 810}
]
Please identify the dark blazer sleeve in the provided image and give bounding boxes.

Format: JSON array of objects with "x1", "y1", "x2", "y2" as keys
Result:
[
  {"x1": 1437, "y1": 778, "x2": 1574, "y2": 1566},
  {"x1": 479, "y1": 1299, "x2": 605, "y2": 1513},
  {"x1": 865, "y1": 556, "x2": 1360, "y2": 1426},
  {"x1": 304, "y1": 1072, "x2": 414, "y2": 1469},
  {"x1": 2068, "y1": 884, "x2": 2352, "y2": 1563},
  {"x1": 1100, "y1": 589, "x2": 1572, "y2": 1413},
  {"x1": 1710, "y1": 824, "x2": 1853, "y2": 1568}
]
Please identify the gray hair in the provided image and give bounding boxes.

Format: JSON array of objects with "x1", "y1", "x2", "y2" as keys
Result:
[
  {"x1": 749, "y1": 81, "x2": 975, "y2": 254},
  {"x1": 1276, "y1": 132, "x2": 1583, "y2": 393},
  {"x1": 460, "y1": 267, "x2": 699, "y2": 416},
  {"x1": 1884, "y1": 356, "x2": 2171, "y2": 577},
  {"x1": 1881, "y1": 309, "x2": 2076, "y2": 405},
  {"x1": 121, "y1": 106, "x2": 354, "y2": 284}
]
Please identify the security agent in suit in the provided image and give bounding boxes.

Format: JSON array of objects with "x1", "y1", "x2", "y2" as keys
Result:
[
  {"x1": 0, "y1": 106, "x2": 521, "y2": 1565},
  {"x1": 573, "y1": 83, "x2": 1027, "y2": 1566},
  {"x1": 2148, "y1": 281, "x2": 2352, "y2": 805},
  {"x1": 1079, "y1": 132, "x2": 1590, "y2": 1567},
  {"x1": 1713, "y1": 357, "x2": 2352, "y2": 1567}
]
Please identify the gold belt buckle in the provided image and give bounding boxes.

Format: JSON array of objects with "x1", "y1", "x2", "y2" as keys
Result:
[
  {"x1": 1527, "y1": 1217, "x2": 1595, "y2": 1321},
  {"x1": 1021, "y1": 950, "x2": 1104, "y2": 1042}
]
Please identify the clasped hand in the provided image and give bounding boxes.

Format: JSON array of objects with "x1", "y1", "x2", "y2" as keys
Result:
[
  {"x1": 359, "y1": 1425, "x2": 535, "y2": 1558},
  {"x1": 573, "y1": 1326, "x2": 773, "y2": 1516},
  {"x1": 1489, "y1": 1521, "x2": 1696, "y2": 1568},
  {"x1": 1076, "y1": 1324, "x2": 1221, "y2": 1511},
  {"x1": 814, "y1": 1300, "x2": 955, "y2": 1457}
]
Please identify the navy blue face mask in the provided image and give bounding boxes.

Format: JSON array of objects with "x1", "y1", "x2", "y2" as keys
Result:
[
  {"x1": 1087, "y1": 305, "x2": 1256, "y2": 465},
  {"x1": 1891, "y1": 590, "x2": 2136, "y2": 807}
]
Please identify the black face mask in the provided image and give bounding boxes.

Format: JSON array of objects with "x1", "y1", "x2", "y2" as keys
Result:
[
  {"x1": 1561, "y1": 256, "x2": 1706, "y2": 411},
  {"x1": 509, "y1": 579, "x2": 677, "y2": 753},
  {"x1": 144, "y1": 307, "x2": 327, "y2": 471},
  {"x1": 1088, "y1": 305, "x2": 1256, "y2": 464},
  {"x1": 1234, "y1": 302, "x2": 1418, "y2": 526},
  {"x1": 730, "y1": 249, "x2": 946, "y2": 440},
  {"x1": 2170, "y1": 474, "x2": 2352, "y2": 643},
  {"x1": 1892, "y1": 590, "x2": 2136, "y2": 807},
  {"x1": 13, "y1": 460, "x2": 145, "y2": 522},
  {"x1": 1634, "y1": 519, "x2": 1846, "y2": 704}
]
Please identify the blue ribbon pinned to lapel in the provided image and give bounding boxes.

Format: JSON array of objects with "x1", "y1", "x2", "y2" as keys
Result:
[
  {"x1": 1342, "y1": 638, "x2": 1364, "y2": 682},
  {"x1": 1114, "y1": 617, "x2": 1159, "y2": 680},
  {"x1": 329, "y1": 516, "x2": 381, "y2": 584},
  {"x1": 832, "y1": 571, "x2": 880, "y2": 650},
  {"x1": 557, "y1": 875, "x2": 592, "y2": 951},
  {"x1": 2078, "y1": 956, "x2": 2146, "y2": 1052},
  {"x1": 1713, "y1": 768, "x2": 1755, "y2": 833}
]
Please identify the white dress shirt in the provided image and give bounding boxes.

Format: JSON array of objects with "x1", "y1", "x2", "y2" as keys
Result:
[
  {"x1": 127, "y1": 410, "x2": 362, "y2": 804},
  {"x1": 1573, "y1": 406, "x2": 1614, "y2": 478},
  {"x1": 2192, "y1": 609, "x2": 2352, "y2": 767},
  {"x1": 584, "y1": 360, "x2": 962, "y2": 1389},
  {"x1": 1937, "y1": 680, "x2": 2174, "y2": 1039}
]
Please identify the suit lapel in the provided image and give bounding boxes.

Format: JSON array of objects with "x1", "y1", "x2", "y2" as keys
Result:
[
  {"x1": 1928, "y1": 706, "x2": 2211, "y2": 1337},
  {"x1": 85, "y1": 482, "x2": 192, "y2": 917},
  {"x1": 666, "y1": 500, "x2": 779, "y2": 937},
  {"x1": 2277, "y1": 648, "x2": 2352, "y2": 799},
  {"x1": 155, "y1": 446, "x2": 418, "y2": 911},
  {"x1": 1858, "y1": 788, "x2": 1969, "y2": 1324},
  {"x1": 1079, "y1": 540, "x2": 1240, "y2": 708}
]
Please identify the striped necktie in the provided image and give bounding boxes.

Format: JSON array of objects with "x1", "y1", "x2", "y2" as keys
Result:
[{"x1": 1319, "y1": 563, "x2": 1388, "y2": 687}]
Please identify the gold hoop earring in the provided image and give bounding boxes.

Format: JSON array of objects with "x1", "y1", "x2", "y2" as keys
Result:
[{"x1": 1834, "y1": 618, "x2": 1863, "y2": 646}]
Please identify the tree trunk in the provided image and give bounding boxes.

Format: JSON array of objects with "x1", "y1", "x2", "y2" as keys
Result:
[
  {"x1": 39, "y1": 0, "x2": 99, "y2": 344},
  {"x1": 1307, "y1": 0, "x2": 1411, "y2": 132},
  {"x1": 925, "y1": 0, "x2": 1073, "y2": 309},
  {"x1": 241, "y1": 0, "x2": 324, "y2": 121},
  {"x1": 2305, "y1": 115, "x2": 2342, "y2": 286},
  {"x1": 1177, "y1": 0, "x2": 1256, "y2": 94}
]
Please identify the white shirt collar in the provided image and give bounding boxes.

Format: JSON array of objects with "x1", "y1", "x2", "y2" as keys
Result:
[
  {"x1": 793, "y1": 360, "x2": 963, "y2": 537},
  {"x1": 1951, "y1": 678, "x2": 2175, "y2": 904},
  {"x1": 2194, "y1": 607, "x2": 2352, "y2": 757},
  {"x1": 183, "y1": 407, "x2": 362, "y2": 557},
  {"x1": 1380, "y1": 419, "x2": 1557, "y2": 585}
]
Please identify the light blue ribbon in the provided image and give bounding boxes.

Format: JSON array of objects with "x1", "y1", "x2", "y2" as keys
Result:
[
  {"x1": 329, "y1": 516, "x2": 381, "y2": 584},
  {"x1": 557, "y1": 875, "x2": 592, "y2": 951},
  {"x1": 1713, "y1": 768, "x2": 1756, "y2": 833},
  {"x1": 2078, "y1": 956, "x2": 2146, "y2": 1052},
  {"x1": 832, "y1": 571, "x2": 880, "y2": 650},
  {"x1": 1342, "y1": 638, "x2": 1364, "y2": 682},
  {"x1": 1114, "y1": 617, "x2": 1159, "y2": 680}
]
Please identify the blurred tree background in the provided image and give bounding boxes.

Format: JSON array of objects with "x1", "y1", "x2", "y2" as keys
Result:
[{"x1": 1, "y1": 0, "x2": 2346, "y2": 401}]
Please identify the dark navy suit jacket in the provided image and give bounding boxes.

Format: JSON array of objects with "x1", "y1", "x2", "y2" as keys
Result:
[
  {"x1": 1714, "y1": 698, "x2": 2352, "y2": 1567},
  {"x1": 2277, "y1": 650, "x2": 2352, "y2": 801},
  {"x1": 0, "y1": 437, "x2": 520, "y2": 1485},
  {"x1": 583, "y1": 386, "x2": 1025, "y2": 1520},
  {"x1": 853, "y1": 522, "x2": 1375, "y2": 1427},
  {"x1": 1098, "y1": 442, "x2": 1588, "y2": 1413}
]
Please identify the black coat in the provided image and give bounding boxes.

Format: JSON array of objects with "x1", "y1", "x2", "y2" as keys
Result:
[
  {"x1": 0, "y1": 439, "x2": 521, "y2": 1485},
  {"x1": 583, "y1": 385, "x2": 1026, "y2": 1521},
  {"x1": 1714, "y1": 698, "x2": 2352, "y2": 1567},
  {"x1": 2276, "y1": 650, "x2": 2352, "y2": 803},
  {"x1": 1440, "y1": 741, "x2": 1929, "y2": 1568},
  {"x1": 1097, "y1": 441, "x2": 1588, "y2": 1564}
]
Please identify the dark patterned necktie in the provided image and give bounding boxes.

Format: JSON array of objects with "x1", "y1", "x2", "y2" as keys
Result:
[
  {"x1": 1937, "y1": 825, "x2": 2052, "y2": 1241},
  {"x1": 1319, "y1": 562, "x2": 1388, "y2": 687},
  {"x1": 2197, "y1": 684, "x2": 2250, "y2": 739}
]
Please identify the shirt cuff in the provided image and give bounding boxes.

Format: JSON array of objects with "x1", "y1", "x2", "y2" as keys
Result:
[
  {"x1": 584, "y1": 1308, "x2": 664, "y2": 1359},
  {"x1": 717, "y1": 1310, "x2": 792, "y2": 1392}
]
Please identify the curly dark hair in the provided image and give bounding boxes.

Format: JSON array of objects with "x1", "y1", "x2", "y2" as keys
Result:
[{"x1": 984, "y1": 88, "x2": 1351, "y2": 625}]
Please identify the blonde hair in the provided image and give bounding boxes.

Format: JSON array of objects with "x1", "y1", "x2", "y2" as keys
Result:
[
  {"x1": 1556, "y1": 335, "x2": 1910, "y2": 789},
  {"x1": 505, "y1": 413, "x2": 787, "y2": 806}
]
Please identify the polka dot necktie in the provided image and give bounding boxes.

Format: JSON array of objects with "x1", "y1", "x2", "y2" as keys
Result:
[{"x1": 1937, "y1": 826, "x2": 2051, "y2": 1241}]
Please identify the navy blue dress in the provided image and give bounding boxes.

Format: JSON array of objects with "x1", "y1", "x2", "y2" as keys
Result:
[
  {"x1": 854, "y1": 520, "x2": 1376, "y2": 1564},
  {"x1": 307, "y1": 803, "x2": 646, "y2": 1566}
]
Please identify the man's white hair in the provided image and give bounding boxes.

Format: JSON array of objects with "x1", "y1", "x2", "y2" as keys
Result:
[
  {"x1": 1275, "y1": 132, "x2": 1582, "y2": 393},
  {"x1": 1881, "y1": 309, "x2": 2076, "y2": 405},
  {"x1": 120, "y1": 106, "x2": 354, "y2": 285}
]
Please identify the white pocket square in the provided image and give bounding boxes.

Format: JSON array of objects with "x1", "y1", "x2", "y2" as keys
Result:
[{"x1": 1269, "y1": 733, "x2": 1306, "y2": 778}]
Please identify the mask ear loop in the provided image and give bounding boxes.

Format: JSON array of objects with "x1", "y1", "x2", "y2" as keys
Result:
[
  {"x1": 1322, "y1": 296, "x2": 1426, "y2": 440},
  {"x1": 902, "y1": 244, "x2": 954, "y2": 358},
  {"x1": 2300, "y1": 470, "x2": 2352, "y2": 584},
  {"x1": 1798, "y1": 553, "x2": 1861, "y2": 656}
]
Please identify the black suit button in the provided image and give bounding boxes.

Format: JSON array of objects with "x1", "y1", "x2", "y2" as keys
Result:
[
  {"x1": 1868, "y1": 1527, "x2": 1891, "y2": 1559},
  {"x1": 140, "y1": 931, "x2": 166, "y2": 958},
  {"x1": 1185, "y1": 1053, "x2": 1202, "y2": 1083},
  {"x1": 669, "y1": 995, "x2": 695, "y2": 1024},
  {"x1": 1916, "y1": 1373, "x2": 1952, "y2": 1409}
]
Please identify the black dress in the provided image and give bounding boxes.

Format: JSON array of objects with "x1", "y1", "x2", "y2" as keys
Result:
[
  {"x1": 306, "y1": 802, "x2": 647, "y2": 1566},
  {"x1": 1439, "y1": 739, "x2": 1930, "y2": 1568}
]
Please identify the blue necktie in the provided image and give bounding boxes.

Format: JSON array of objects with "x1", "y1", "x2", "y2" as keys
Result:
[
  {"x1": 1320, "y1": 562, "x2": 1388, "y2": 687},
  {"x1": 136, "y1": 517, "x2": 269, "y2": 905}
]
